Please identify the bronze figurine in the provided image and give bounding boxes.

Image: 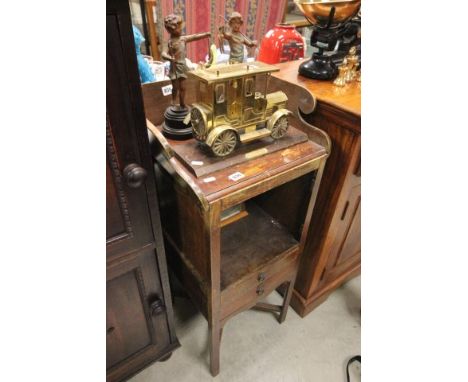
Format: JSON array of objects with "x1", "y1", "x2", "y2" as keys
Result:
[
  {"x1": 218, "y1": 12, "x2": 257, "y2": 64},
  {"x1": 162, "y1": 14, "x2": 211, "y2": 109}
]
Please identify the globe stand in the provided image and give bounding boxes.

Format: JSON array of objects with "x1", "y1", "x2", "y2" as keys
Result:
[
  {"x1": 162, "y1": 105, "x2": 192, "y2": 140},
  {"x1": 298, "y1": 4, "x2": 360, "y2": 81},
  {"x1": 299, "y1": 51, "x2": 338, "y2": 80}
]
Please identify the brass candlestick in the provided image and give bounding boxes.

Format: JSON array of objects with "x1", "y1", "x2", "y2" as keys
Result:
[
  {"x1": 334, "y1": 58, "x2": 349, "y2": 87},
  {"x1": 345, "y1": 46, "x2": 359, "y2": 83}
]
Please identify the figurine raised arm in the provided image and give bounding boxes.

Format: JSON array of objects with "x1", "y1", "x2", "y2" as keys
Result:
[
  {"x1": 219, "y1": 12, "x2": 257, "y2": 64},
  {"x1": 162, "y1": 14, "x2": 211, "y2": 109}
]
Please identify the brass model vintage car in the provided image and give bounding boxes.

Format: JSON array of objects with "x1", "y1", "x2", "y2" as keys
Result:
[{"x1": 188, "y1": 61, "x2": 292, "y2": 157}]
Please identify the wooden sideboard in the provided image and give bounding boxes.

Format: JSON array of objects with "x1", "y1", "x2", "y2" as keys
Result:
[
  {"x1": 106, "y1": 0, "x2": 179, "y2": 380},
  {"x1": 274, "y1": 60, "x2": 361, "y2": 317}
]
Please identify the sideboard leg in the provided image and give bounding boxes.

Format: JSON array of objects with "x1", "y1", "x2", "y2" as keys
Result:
[
  {"x1": 209, "y1": 322, "x2": 221, "y2": 376},
  {"x1": 279, "y1": 280, "x2": 294, "y2": 323}
]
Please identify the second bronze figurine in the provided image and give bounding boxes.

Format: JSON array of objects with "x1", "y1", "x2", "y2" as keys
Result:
[{"x1": 218, "y1": 12, "x2": 257, "y2": 64}]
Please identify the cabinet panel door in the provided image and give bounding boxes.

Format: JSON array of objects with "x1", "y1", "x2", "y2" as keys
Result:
[
  {"x1": 335, "y1": 187, "x2": 361, "y2": 266},
  {"x1": 106, "y1": 269, "x2": 151, "y2": 368},
  {"x1": 106, "y1": 249, "x2": 171, "y2": 371},
  {"x1": 321, "y1": 183, "x2": 361, "y2": 283},
  {"x1": 106, "y1": 12, "x2": 153, "y2": 259}
]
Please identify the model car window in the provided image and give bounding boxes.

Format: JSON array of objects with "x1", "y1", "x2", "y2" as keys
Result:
[
  {"x1": 231, "y1": 79, "x2": 238, "y2": 89},
  {"x1": 215, "y1": 84, "x2": 225, "y2": 104},
  {"x1": 200, "y1": 82, "x2": 206, "y2": 94},
  {"x1": 245, "y1": 78, "x2": 254, "y2": 97},
  {"x1": 255, "y1": 74, "x2": 266, "y2": 97}
]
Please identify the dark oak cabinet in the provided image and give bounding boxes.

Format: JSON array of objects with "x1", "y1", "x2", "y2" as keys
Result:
[{"x1": 106, "y1": 0, "x2": 179, "y2": 380}]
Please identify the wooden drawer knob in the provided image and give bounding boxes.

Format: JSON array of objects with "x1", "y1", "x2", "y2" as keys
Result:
[
  {"x1": 123, "y1": 163, "x2": 147, "y2": 188},
  {"x1": 150, "y1": 298, "x2": 166, "y2": 316}
]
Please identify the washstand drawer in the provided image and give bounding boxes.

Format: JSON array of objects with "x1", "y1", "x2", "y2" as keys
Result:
[{"x1": 220, "y1": 248, "x2": 299, "y2": 321}]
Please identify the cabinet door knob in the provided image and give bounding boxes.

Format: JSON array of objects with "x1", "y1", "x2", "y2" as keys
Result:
[
  {"x1": 150, "y1": 298, "x2": 166, "y2": 316},
  {"x1": 256, "y1": 286, "x2": 264, "y2": 296},
  {"x1": 106, "y1": 326, "x2": 115, "y2": 335},
  {"x1": 123, "y1": 163, "x2": 147, "y2": 188}
]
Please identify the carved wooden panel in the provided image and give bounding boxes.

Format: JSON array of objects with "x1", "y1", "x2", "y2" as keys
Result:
[
  {"x1": 106, "y1": 12, "x2": 155, "y2": 259},
  {"x1": 106, "y1": 120, "x2": 133, "y2": 243}
]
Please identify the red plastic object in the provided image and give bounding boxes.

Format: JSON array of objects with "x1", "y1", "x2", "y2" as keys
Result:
[{"x1": 258, "y1": 23, "x2": 305, "y2": 64}]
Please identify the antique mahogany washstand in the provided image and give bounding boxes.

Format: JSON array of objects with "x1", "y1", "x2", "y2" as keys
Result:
[{"x1": 142, "y1": 69, "x2": 330, "y2": 376}]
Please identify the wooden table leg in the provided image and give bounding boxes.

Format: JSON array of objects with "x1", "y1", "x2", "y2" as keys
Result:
[
  {"x1": 279, "y1": 280, "x2": 294, "y2": 323},
  {"x1": 209, "y1": 322, "x2": 222, "y2": 376},
  {"x1": 207, "y1": 202, "x2": 222, "y2": 376}
]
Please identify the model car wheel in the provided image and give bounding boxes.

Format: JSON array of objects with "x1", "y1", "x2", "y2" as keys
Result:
[
  {"x1": 211, "y1": 130, "x2": 237, "y2": 157},
  {"x1": 191, "y1": 108, "x2": 205, "y2": 140},
  {"x1": 270, "y1": 115, "x2": 289, "y2": 139}
]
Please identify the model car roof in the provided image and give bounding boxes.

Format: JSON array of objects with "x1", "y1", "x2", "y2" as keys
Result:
[{"x1": 188, "y1": 61, "x2": 280, "y2": 84}]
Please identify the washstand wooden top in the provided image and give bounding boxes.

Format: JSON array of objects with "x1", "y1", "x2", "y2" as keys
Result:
[
  {"x1": 274, "y1": 60, "x2": 361, "y2": 117},
  {"x1": 143, "y1": 70, "x2": 331, "y2": 211},
  {"x1": 148, "y1": 122, "x2": 327, "y2": 210}
]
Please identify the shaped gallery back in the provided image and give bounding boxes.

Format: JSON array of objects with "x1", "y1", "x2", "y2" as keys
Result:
[{"x1": 188, "y1": 62, "x2": 292, "y2": 157}]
